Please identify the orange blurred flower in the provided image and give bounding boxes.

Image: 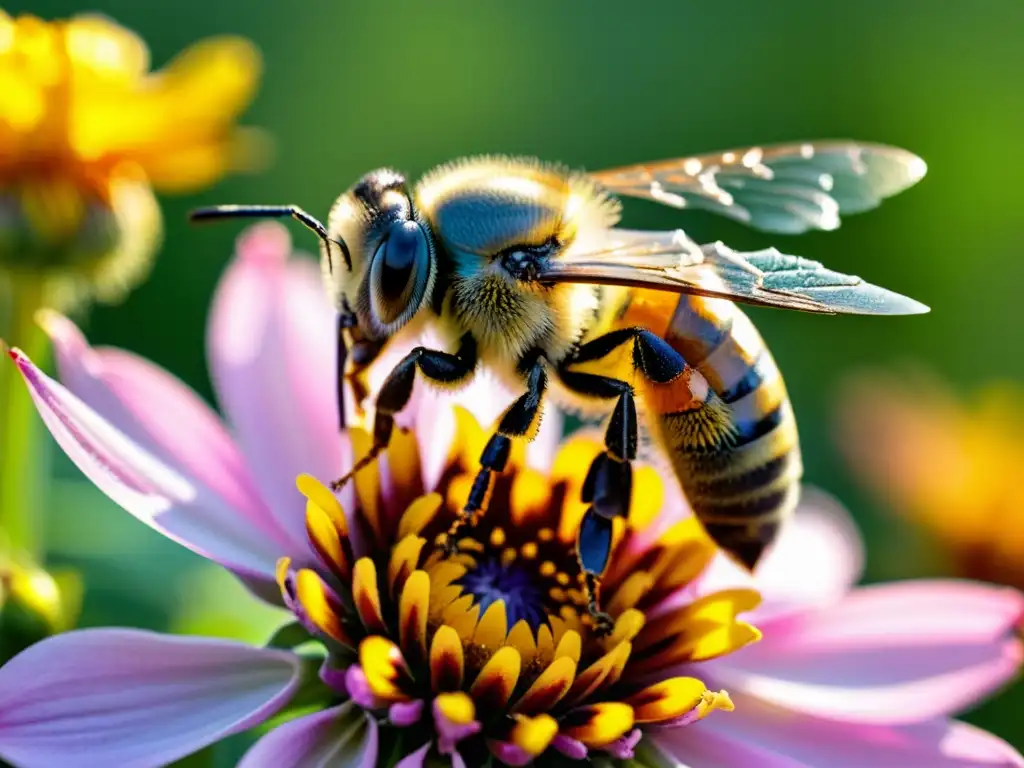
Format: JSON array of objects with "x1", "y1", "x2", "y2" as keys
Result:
[
  {"x1": 0, "y1": 10, "x2": 263, "y2": 308},
  {"x1": 836, "y1": 369, "x2": 1024, "y2": 588}
]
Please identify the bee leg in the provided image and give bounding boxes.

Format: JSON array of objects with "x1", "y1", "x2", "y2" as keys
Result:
[
  {"x1": 330, "y1": 333, "x2": 477, "y2": 492},
  {"x1": 442, "y1": 355, "x2": 547, "y2": 554},
  {"x1": 559, "y1": 328, "x2": 691, "y2": 634}
]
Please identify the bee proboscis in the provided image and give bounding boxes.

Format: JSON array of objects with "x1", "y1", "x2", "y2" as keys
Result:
[{"x1": 191, "y1": 140, "x2": 928, "y2": 633}]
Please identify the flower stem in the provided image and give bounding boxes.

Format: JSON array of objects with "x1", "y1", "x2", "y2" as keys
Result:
[{"x1": 0, "y1": 277, "x2": 49, "y2": 557}]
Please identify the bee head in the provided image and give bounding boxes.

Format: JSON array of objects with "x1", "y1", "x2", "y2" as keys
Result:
[{"x1": 325, "y1": 169, "x2": 437, "y2": 339}]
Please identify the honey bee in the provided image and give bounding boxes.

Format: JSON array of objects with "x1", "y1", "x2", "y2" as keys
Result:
[{"x1": 192, "y1": 141, "x2": 928, "y2": 632}]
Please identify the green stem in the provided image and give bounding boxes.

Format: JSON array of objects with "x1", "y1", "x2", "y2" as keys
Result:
[{"x1": 0, "y1": 277, "x2": 49, "y2": 558}]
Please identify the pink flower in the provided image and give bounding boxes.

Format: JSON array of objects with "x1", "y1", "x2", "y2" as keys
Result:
[
  {"x1": 641, "y1": 489, "x2": 1024, "y2": 766},
  {"x1": 0, "y1": 223, "x2": 1021, "y2": 767}
]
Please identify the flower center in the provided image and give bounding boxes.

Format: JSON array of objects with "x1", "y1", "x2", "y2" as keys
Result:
[{"x1": 457, "y1": 556, "x2": 547, "y2": 630}]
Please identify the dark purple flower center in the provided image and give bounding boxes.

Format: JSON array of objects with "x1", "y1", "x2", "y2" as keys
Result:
[{"x1": 457, "y1": 556, "x2": 547, "y2": 630}]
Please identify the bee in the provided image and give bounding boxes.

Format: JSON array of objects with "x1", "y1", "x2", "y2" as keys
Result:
[{"x1": 192, "y1": 141, "x2": 928, "y2": 632}]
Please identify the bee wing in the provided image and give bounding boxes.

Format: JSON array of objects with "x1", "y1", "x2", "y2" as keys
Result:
[
  {"x1": 539, "y1": 229, "x2": 929, "y2": 315},
  {"x1": 590, "y1": 141, "x2": 927, "y2": 235}
]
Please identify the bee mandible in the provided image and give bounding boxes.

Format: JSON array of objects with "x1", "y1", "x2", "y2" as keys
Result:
[{"x1": 192, "y1": 141, "x2": 928, "y2": 633}]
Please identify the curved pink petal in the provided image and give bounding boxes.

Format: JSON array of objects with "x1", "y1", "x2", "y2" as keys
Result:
[
  {"x1": 652, "y1": 694, "x2": 1024, "y2": 767},
  {"x1": 208, "y1": 223, "x2": 347, "y2": 553},
  {"x1": 696, "y1": 488, "x2": 864, "y2": 623},
  {"x1": 709, "y1": 580, "x2": 1024, "y2": 724},
  {"x1": 0, "y1": 629, "x2": 300, "y2": 768},
  {"x1": 41, "y1": 311, "x2": 294, "y2": 555},
  {"x1": 240, "y1": 701, "x2": 378, "y2": 768},
  {"x1": 10, "y1": 349, "x2": 283, "y2": 580}
]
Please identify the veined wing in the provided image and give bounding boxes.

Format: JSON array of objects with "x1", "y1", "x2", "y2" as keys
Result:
[
  {"x1": 541, "y1": 229, "x2": 929, "y2": 316},
  {"x1": 590, "y1": 141, "x2": 927, "y2": 235}
]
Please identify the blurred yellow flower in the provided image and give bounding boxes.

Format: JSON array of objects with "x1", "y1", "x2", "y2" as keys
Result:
[
  {"x1": 0, "y1": 552, "x2": 82, "y2": 662},
  {"x1": 836, "y1": 370, "x2": 1024, "y2": 588},
  {"x1": 0, "y1": 10, "x2": 263, "y2": 308}
]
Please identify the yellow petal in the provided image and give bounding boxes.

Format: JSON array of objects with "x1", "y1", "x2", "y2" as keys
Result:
[
  {"x1": 430, "y1": 624, "x2": 465, "y2": 692},
  {"x1": 359, "y1": 636, "x2": 412, "y2": 703},
  {"x1": 386, "y1": 427, "x2": 423, "y2": 502},
  {"x1": 510, "y1": 655, "x2": 577, "y2": 715},
  {"x1": 509, "y1": 714, "x2": 558, "y2": 757},
  {"x1": 275, "y1": 556, "x2": 291, "y2": 597},
  {"x1": 397, "y1": 493, "x2": 442, "y2": 540},
  {"x1": 535, "y1": 624, "x2": 555, "y2": 667},
  {"x1": 471, "y1": 600, "x2": 508, "y2": 652},
  {"x1": 563, "y1": 641, "x2": 632, "y2": 707},
  {"x1": 305, "y1": 501, "x2": 350, "y2": 581},
  {"x1": 470, "y1": 645, "x2": 521, "y2": 711},
  {"x1": 562, "y1": 702, "x2": 635, "y2": 748},
  {"x1": 505, "y1": 620, "x2": 538, "y2": 666},
  {"x1": 509, "y1": 469, "x2": 553, "y2": 527},
  {"x1": 647, "y1": 518, "x2": 717, "y2": 590},
  {"x1": 554, "y1": 629, "x2": 581, "y2": 664},
  {"x1": 294, "y1": 569, "x2": 350, "y2": 647},
  {"x1": 296, "y1": 474, "x2": 348, "y2": 537},
  {"x1": 605, "y1": 573, "x2": 654, "y2": 617},
  {"x1": 625, "y1": 677, "x2": 707, "y2": 723},
  {"x1": 350, "y1": 428, "x2": 384, "y2": 547},
  {"x1": 451, "y1": 406, "x2": 487, "y2": 469},
  {"x1": 605, "y1": 609, "x2": 645, "y2": 649},
  {"x1": 636, "y1": 588, "x2": 760, "y2": 654},
  {"x1": 552, "y1": 437, "x2": 603, "y2": 484},
  {"x1": 388, "y1": 535, "x2": 427, "y2": 597},
  {"x1": 435, "y1": 691, "x2": 476, "y2": 726},
  {"x1": 353, "y1": 558, "x2": 387, "y2": 635},
  {"x1": 442, "y1": 594, "x2": 481, "y2": 639},
  {"x1": 684, "y1": 621, "x2": 762, "y2": 662},
  {"x1": 399, "y1": 570, "x2": 430, "y2": 663},
  {"x1": 628, "y1": 465, "x2": 664, "y2": 531}
]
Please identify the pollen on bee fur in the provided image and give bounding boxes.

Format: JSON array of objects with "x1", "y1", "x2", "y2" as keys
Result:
[{"x1": 663, "y1": 393, "x2": 738, "y2": 452}]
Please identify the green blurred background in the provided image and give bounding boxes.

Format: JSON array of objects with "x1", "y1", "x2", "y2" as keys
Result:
[{"x1": 7, "y1": 0, "x2": 1024, "y2": 753}]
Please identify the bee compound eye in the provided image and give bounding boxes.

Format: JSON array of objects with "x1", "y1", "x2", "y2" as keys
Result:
[{"x1": 370, "y1": 220, "x2": 430, "y2": 328}]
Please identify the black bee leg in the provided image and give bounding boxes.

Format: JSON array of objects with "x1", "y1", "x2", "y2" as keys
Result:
[
  {"x1": 558, "y1": 370, "x2": 636, "y2": 635},
  {"x1": 442, "y1": 355, "x2": 548, "y2": 554},
  {"x1": 330, "y1": 334, "x2": 477, "y2": 492},
  {"x1": 559, "y1": 328, "x2": 691, "y2": 635}
]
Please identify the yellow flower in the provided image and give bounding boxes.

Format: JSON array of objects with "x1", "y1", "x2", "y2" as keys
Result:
[
  {"x1": 0, "y1": 552, "x2": 82, "y2": 662},
  {"x1": 837, "y1": 370, "x2": 1024, "y2": 588},
  {"x1": 0, "y1": 10, "x2": 262, "y2": 308},
  {"x1": 278, "y1": 409, "x2": 756, "y2": 763}
]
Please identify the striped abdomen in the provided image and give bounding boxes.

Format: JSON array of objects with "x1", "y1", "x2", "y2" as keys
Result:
[{"x1": 653, "y1": 295, "x2": 802, "y2": 570}]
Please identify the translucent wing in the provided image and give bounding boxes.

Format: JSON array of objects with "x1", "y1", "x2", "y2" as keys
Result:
[
  {"x1": 590, "y1": 141, "x2": 927, "y2": 234},
  {"x1": 539, "y1": 229, "x2": 929, "y2": 315}
]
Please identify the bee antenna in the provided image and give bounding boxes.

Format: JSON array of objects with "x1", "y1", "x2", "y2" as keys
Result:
[{"x1": 189, "y1": 204, "x2": 352, "y2": 273}]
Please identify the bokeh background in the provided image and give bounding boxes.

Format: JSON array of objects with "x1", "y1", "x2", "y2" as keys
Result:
[{"x1": 7, "y1": 0, "x2": 1023, "y2": 754}]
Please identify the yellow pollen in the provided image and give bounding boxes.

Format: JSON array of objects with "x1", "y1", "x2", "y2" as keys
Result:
[
  {"x1": 538, "y1": 528, "x2": 554, "y2": 542},
  {"x1": 501, "y1": 548, "x2": 518, "y2": 567},
  {"x1": 556, "y1": 572, "x2": 571, "y2": 586},
  {"x1": 549, "y1": 587, "x2": 567, "y2": 602},
  {"x1": 490, "y1": 528, "x2": 507, "y2": 548},
  {"x1": 459, "y1": 538, "x2": 485, "y2": 554},
  {"x1": 539, "y1": 561, "x2": 556, "y2": 578},
  {"x1": 521, "y1": 542, "x2": 538, "y2": 560}
]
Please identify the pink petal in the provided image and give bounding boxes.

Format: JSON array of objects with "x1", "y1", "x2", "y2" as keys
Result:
[
  {"x1": 240, "y1": 702, "x2": 377, "y2": 768},
  {"x1": 394, "y1": 742, "x2": 432, "y2": 768},
  {"x1": 652, "y1": 693, "x2": 1024, "y2": 767},
  {"x1": 42, "y1": 311, "x2": 294, "y2": 554},
  {"x1": 696, "y1": 488, "x2": 864, "y2": 623},
  {"x1": 0, "y1": 629, "x2": 300, "y2": 768},
  {"x1": 208, "y1": 223, "x2": 348, "y2": 553},
  {"x1": 708, "y1": 580, "x2": 1024, "y2": 724},
  {"x1": 11, "y1": 349, "x2": 284, "y2": 580}
]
